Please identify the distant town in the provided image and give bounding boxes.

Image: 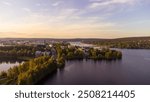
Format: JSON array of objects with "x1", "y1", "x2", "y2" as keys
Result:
[{"x1": 0, "y1": 38, "x2": 109, "y2": 59}]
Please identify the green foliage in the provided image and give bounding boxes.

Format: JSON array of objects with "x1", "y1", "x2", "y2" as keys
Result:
[
  {"x1": 54, "y1": 44, "x2": 122, "y2": 60},
  {"x1": 87, "y1": 48, "x2": 122, "y2": 60},
  {"x1": 0, "y1": 45, "x2": 53, "y2": 60},
  {"x1": 85, "y1": 38, "x2": 150, "y2": 49},
  {"x1": 0, "y1": 71, "x2": 7, "y2": 78},
  {"x1": 57, "y1": 57, "x2": 65, "y2": 68},
  {"x1": 0, "y1": 46, "x2": 35, "y2": 59},
  {"x1": 17, "y1": 56, "x2": 58, "y2": 85},
  {"x1": 0, "y1": 56, "x2": 61, "y2": 85}
]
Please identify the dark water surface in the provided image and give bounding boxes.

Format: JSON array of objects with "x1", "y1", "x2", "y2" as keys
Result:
[{"x1": 43, "y1": 49, "x2": 150, "y2": 85}]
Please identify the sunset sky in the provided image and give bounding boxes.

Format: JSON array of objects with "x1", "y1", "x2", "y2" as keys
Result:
[{"x1": 0, "y1": 0, "x2": 150, "y2": 38}]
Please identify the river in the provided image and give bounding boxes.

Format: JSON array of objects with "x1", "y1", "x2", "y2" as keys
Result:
[
  {"x1": 42, "y1": 49, "x2": 150, "y2": 85},
  {"x1": 0, "y1": 61, "x2": 22, "y2": 72}
]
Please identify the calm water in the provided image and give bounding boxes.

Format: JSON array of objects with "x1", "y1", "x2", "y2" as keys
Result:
[
  {"x1": 43, "y1": 49, "x2": 150, "y2": 85},
  {"x1": 0, "y1": 61, "x2": 21, "y2": 72}
]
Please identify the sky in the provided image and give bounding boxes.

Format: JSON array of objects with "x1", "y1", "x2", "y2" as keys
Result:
[{"x1": 0, "y1": 0, "x2": 150, "y2": 38}]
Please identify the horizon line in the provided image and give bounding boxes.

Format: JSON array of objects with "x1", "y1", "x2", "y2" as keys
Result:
[{"x1": 0, "y1": 36, "x2": 150, "y2": 40}]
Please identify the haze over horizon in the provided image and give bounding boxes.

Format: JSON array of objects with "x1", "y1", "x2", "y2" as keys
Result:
[{"x1": 0, "y1": 0, "x2": 150, "y2": 38}]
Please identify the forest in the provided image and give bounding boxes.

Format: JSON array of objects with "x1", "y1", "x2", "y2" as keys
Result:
[
  {"x1": 0, "y1": 45, "x2": 51, "y2": 60},
  {"x1": 64, "y1": 47, "x2": 122, "y2": 60},
  {"x1": 53, "y1": 43, "x2": 122, "y2": 60},
  {"x1": 0, "y1": 46, "x2": 35, "y2": 60},
  {"x1": 84, "y1": 37, "x2": 150, "y2": 49},
  {"x1": 0, "y1": 56, "x2": 65, "y2": 85}
]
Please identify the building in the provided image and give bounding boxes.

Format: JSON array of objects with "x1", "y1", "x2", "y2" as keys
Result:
[
  {"x1": 35, "y1": 51, "x2": 43, "y2": 57},
  {"x1": 35, "y1": 51, "x2": 51, "y2": 57}
]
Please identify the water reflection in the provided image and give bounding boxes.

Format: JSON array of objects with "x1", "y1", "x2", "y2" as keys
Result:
[
  {"x1": 43, "y1": 49, "x2": 150, "y2": 85},
  {"x1": 0, "y1": 60, "x2": 23, "y2": 72}
]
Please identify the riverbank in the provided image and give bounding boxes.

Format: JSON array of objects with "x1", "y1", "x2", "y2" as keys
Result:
[
  {"x1": 42, "y1": 49, "x2": 150, "y2": 85},
  {"x1": 0, "y1": 56, "x2": 33, "y2": 61},
  {"x1": 0, "y1": 56, "x2": 65, "y2": 85}
]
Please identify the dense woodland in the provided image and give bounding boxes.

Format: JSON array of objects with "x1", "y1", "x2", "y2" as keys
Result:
[
  {"x1": 84, "y1": 37, "x2": 150, "y2": 49},
  {"x1": 0, "y1": 45, "x2": 51, "y2": 60},
  {"x1": 54, "y1": 43, "x2": 122, "y2": 60},
  {"x1": 0, "y1": 56, "x2": 65, "y2": 85},
  {"x1": 64, "y1": 47, "x2": 122, "y2": 60},
  {"x1": 0, "y1": 46, "x2": 35, "y2": 60}
]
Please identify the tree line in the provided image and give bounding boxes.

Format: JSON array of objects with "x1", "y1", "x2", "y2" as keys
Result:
[
  {"x1": 0, "y1": 45, "x2": 52, "y2": 60},
  {"x1": 84, "y1": 38, "x2": 150, "y2": 49},
  {"x1": 54, "y1": 44, "x2": 122, "y2": 60},
  {"x1": 0, "y1": 56, "x2": 65, "y2": 85}
]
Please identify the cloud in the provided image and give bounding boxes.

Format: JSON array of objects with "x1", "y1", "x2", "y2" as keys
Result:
[
  {"x1": 36, "y1": 3, "x2": 41, "y2": 6},
  {"x1": 22, "y1": 8, "x2": 31, "y2": 12},
  {"x1": 89, "y1": 0, "x2": 135, "y2": 8},
  {"x1": 1, "y1": 1, "x2": 12, "y2": 6},
  {"x1": 0, "y1": 0, "x2": 147, "y2": 38},
  {"x1": 59, "y1": 8, "x2": 79, "y2": 16},
  {"x1": 52, "y1": 1, "x2": 62, "y2": 6}
]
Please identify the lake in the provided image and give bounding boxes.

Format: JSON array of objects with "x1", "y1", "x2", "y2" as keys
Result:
[
  {"x1": 0, "y1": 61, "x2": 22, "y2": 72},
  {"x1": 43, "y1": 49, "x2": 150, "y2": 85}
]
